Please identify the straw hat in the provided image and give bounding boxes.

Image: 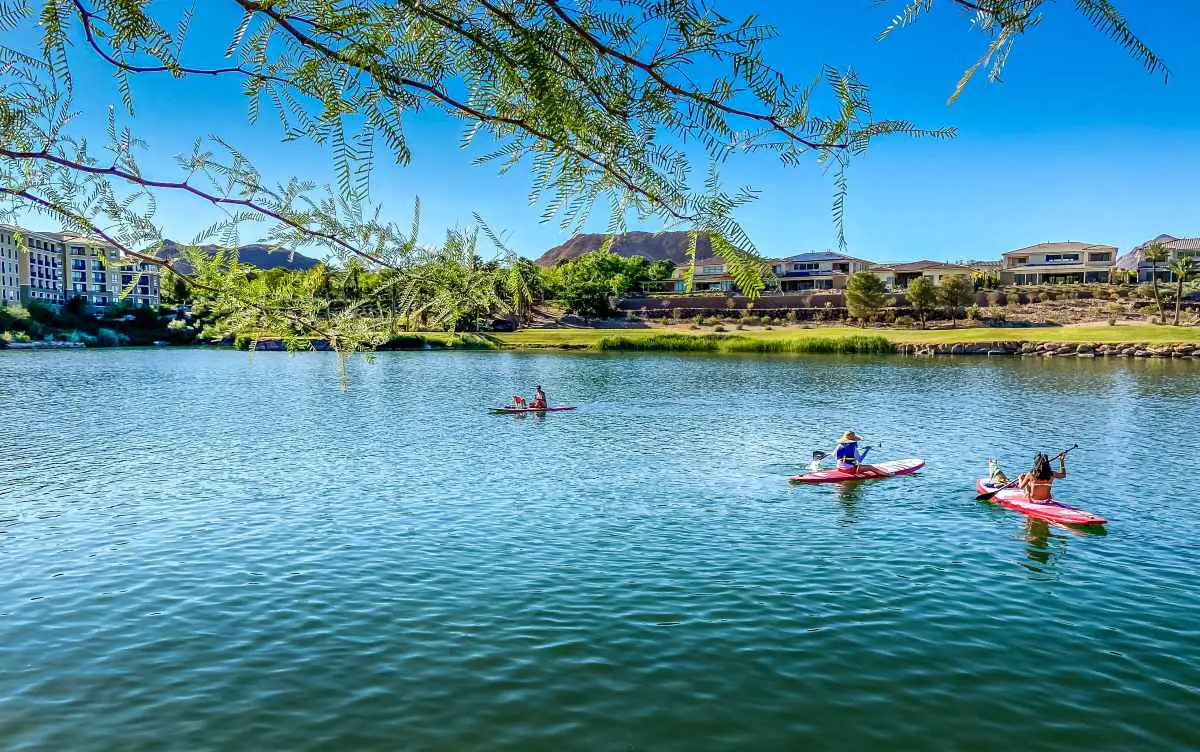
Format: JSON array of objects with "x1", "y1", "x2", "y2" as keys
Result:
[{"x1": 838, "y1": 431, "x2": 861, "y2": 443}]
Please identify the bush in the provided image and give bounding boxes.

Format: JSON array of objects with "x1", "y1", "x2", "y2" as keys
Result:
[
  {"x1": 702, "y1": 315, "x2": 721, "y2": 326},
  {"x1": 1037, "y1": 291, "x2": 1051, "y2": 302},
  {"x1": 785, "y1": 310, "x2": 798, "y2": 324},
  {"x1": 1, "y1": 330, "x2": 31, "y2": 343},
  {"x1": 966, "y1": 304, "x2": 981, "y2": 321},
  {"x1": 894, "y1": 315, "x2": 914, "y2": 327},
  {"x1": 713, "y1": 324, "x2": 727, "y2": 332},
  {"x1": 25, "y1": 300, "x2": 59, "y2": 325},
  {"x1": 1107, "y1": 317, "x2": 1117, "y2": 326},
  {"x1": 94, "y1": 328, "x2": 128, "y2": 347},
  {"x1": 672, "y1": 307, "x2": 683, "y2": 322}
]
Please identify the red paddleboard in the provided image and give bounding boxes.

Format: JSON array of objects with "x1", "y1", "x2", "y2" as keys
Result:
[
  {"x1": 489, "y1": 406, "x2": 577, "y2": 414},
  {"x1": 789, "y1": 458, "x2": 924, "y2": 483},
  {"x1": 975, "y1": 480, "x2": 1106, "y2": 526}
]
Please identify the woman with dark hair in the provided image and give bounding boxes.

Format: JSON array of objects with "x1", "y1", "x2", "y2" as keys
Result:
[{"x1": 1018, "y1": 452, "x2": 1066, "y2": 502}]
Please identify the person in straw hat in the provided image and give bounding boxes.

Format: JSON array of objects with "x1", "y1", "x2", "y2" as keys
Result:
[{"x1": 834, "y1": 431, "x2": 892, "y2": 477}]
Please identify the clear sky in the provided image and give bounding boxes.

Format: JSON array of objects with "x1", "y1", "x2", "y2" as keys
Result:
[{"x1": 14, "y1": 1, "x2": 1200, "y2": 262}]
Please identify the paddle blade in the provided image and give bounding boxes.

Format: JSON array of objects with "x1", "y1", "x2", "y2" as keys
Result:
[{"x1": 812, "y1": 451, "x2": 827, "y2": 461}]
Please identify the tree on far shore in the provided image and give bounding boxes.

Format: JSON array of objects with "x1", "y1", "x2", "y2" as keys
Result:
[
  {"x1": 1144, "y1": 243, "x2": 1169, "y2": 323},
  {"x1": 905, "y1": 277, "x2": 937, "y2": 328},
  {"x1": 937, "y1": 276, "x2": 974, "y2": 327},
  {"x1": 846, "y1": 272, "x2": 888, "y2": 325},
  {"x1": 1170, "y1": 256, "x2": 1194, "y2": 326}
]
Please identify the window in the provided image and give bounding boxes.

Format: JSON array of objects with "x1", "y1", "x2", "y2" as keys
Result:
[
  {"x1": 701, "y1": 265, "x2": 723, "y2": 274},
  {"x1": 1011, "y1": 256, "x2": 1028, "y2": 265},
  {"x1": 791, "y1": 262, "x2": 821, "y2": 271},
  {"x1": 1087, "y1": 252, "x2": 1112, "y2": 263},
  {"x1": 1043, "y1": 254, "x2": 1079, "y2": 263},
  {"x1": 93, "y1": 272, "x2": 106, "y2": 283}
]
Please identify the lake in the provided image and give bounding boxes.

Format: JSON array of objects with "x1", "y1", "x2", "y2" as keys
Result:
[{"x1": 1, "y1": 348, "x2": 1198, "y2": 750}]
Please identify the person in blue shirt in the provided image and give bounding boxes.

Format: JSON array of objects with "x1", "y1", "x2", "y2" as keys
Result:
[{"x1": 834, "y1": 431, "x2": 892, "y2": 477}]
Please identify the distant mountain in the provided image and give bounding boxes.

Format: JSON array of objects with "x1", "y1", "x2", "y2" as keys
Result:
[
  {"x1": 537, "y1": 231, "x2": 711, "y2": 266},
  {"x1": 156, "y1": 240, "x2": 321, "y2": 273}
]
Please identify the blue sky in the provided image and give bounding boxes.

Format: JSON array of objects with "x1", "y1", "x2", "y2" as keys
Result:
[{"x1": 15, "y1": 1, "x2": 1200, "y2": 262}]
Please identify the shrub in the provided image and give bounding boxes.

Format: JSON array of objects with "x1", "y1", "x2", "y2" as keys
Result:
[
  {"x1": 966, "y1": 304, "x2": 981, "y2": 321},
  {"x1": 672, "y1": 307, "x2": 683, "y2": 322},
  {"x1": 25, "y1": 300, "x2": 58, "y2": 325},
  {"x1": 894, "y1": 315, "x2": 915, "y2": 327},
  {"x1": 785, "y1": 310, "x2": 798, "y2": 324},
  {"x1": 94, "y1": 328, "x2": 128, "y2": 347},
  {"x1": 1107, "y1": 317, "x2": 1118, "y2": 326},
  {"x1": 713, "y1": 324, "x2": 727, "y2": 332},
  {"x1": 735, "y1": 323, "x2": 745, "y2": 330},
  {"x1": 1, "y1": 330, "x2": 31, "y2": 343},
  {"x1": 1037, "y1": 291, "x2": 1051, "y2": 302}
]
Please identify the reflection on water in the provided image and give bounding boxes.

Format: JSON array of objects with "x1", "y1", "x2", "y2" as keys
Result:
[{"x1": 0, "y1": 348, "x2": 1197, "y2": 751}]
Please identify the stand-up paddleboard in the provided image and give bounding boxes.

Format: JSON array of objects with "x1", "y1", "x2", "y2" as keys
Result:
[
  {"x1": 789, "y1": 458, "x2": 924, "y2": 483},
  {"x1": 489, "y1": 406, "x2": 578, "y2": 414},
  {"x1": 974, "y1": 479, "x2": 1106, "y2": 526}
]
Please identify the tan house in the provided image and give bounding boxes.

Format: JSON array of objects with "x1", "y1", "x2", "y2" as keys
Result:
[
  {"x1": 1000, "y1": 241, "x2": 1116, "y2": 285},
  {"x1": 869, "y1": 260, "x2": 974, "y2": 290}
]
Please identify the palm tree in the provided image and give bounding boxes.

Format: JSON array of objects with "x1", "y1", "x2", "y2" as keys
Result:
[
  {"x1": 1143, "y1": 242, "x2": 1169, "y2": 323},
  {"x1": 1169, "y1": 256, "x2": 1195, "y2": 326}
]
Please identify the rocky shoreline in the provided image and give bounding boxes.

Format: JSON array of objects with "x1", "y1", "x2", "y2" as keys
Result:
[{"x1": 895, "y1": 341, "x2": 1200, "y2": 358}]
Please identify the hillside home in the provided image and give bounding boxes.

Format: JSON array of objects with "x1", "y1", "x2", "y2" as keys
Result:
[
  {"x1": 1000, "y1": 241, "x2": 1116, "y2": 285},
  {"x1": 869, "y1": 261, "x2": 974, "y2": 290},
  {"x1": 1120, "y1": 234, "x2": 1200, "y2": 282},
  {"x1": 775, "y1": 252, "x2": 872, "y2": 292}
]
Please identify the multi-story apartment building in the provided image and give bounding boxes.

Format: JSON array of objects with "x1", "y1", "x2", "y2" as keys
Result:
[
  {"x1": 58, "y1": 235, "x2": 160, "y2": 309},
  {"x1": 0, "y1": 225, "x2": 159, "y2": 309},
  {"x1": 16, "y1": 229, "x2": 67, "y2": 305},
  {"x1": 999, "y1": 241, "x2": 1117, "y2": 285},
  {"x1": 0, "y1": 228, "x2": 21, "y2": 305}
]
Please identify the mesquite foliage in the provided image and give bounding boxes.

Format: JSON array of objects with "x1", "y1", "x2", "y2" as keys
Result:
[{"x1": 0, "y1": 0, "x2": 1160, "y2": 350}]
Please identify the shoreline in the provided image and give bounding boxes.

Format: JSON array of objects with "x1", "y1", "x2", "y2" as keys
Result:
[{"x1": 239, "y1": 323, "x2": 1200, "y2": 359}]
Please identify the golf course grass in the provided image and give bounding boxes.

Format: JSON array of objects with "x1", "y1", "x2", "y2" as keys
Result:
[{"x1": 484, "y1": 323, "x2": 1200, "y2": 350}]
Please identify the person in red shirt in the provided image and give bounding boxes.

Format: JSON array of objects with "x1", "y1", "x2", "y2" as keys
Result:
[{"x1": 529, "y1": 385, "x2": 547, "y2": 410}]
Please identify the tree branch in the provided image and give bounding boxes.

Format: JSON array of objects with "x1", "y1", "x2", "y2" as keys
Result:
[
  {"x1": 543, "y1": 0, "x2": 847, "y2": 151},
  {"x1": 0, "y1": 146, "x2": 396, "y2": 269}
]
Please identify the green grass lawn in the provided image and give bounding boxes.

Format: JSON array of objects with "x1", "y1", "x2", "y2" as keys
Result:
[{"x1": 487, "y1": 323, "x2": 1200, "y2": 349}]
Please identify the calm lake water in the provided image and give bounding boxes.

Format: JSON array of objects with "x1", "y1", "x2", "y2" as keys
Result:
[{"x1": 1, "y1": 348, "x2": 1198, "y2": 750}]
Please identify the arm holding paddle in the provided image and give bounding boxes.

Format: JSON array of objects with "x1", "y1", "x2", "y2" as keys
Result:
[{"x1": 977, "y1": 444, "x2": 1077, "y2": 501}]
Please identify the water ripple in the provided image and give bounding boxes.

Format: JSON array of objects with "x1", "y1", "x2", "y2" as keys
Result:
[{"x1": 0, "y1": 348, "x2": 1197, "y2": 750}]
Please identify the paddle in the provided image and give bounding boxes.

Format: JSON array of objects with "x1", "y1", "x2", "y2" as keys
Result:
[{"x1": 976, "y1": 444, "x2": 1078, "y2": 501}]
